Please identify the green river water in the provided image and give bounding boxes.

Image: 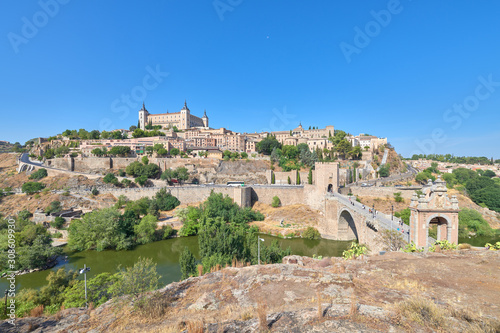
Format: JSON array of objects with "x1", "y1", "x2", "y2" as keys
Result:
[{"x1": 0, "y1": 235, "x2": 352, "y2": 292}]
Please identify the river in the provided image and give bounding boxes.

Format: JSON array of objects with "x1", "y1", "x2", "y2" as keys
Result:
[{"x1": 0, "y1": 235, "x2": 352, "y2": 292}]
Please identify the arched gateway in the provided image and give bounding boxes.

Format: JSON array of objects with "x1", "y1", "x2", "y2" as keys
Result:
[{"x1": 409, "y1": 176, "x2": 459, "y2": 248}]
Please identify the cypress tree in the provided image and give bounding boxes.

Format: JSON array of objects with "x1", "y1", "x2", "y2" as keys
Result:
[
  {"x1": 353, "y1": 168, "x2": 356, "y2": 184},
  {"x1": 271, "y1": 171, "x2": 275, "y2": 184},
  {"x1": 288, "y1": 176, "x2": 291, "y2": 185},
  {"x1": 308, "y1": 169, "x2": 313, "y2": 184},
  {"x1": 296, "y1": 170, "x2": 301, "y2": 184}
]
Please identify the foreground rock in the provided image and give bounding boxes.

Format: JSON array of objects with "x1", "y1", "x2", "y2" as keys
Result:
[{"x1": 2, "y1": 250, "x2": 500, "y2": 332}]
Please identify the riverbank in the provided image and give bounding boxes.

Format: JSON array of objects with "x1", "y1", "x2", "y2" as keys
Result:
[
  {"x1": 0, "y1": 235, "x2": 351, "y2": 291},
  {"x1": 3, "y1": 249, "x2": 499, "y2": 332}
]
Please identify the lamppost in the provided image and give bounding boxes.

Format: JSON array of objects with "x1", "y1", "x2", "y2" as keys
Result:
[
  {"x1": 372, "y1": 204, "x2": 375, "y2": 218},
  {"x1": 79, "y1": 264, "x2": 91, "y2": 308},
  {"x1": 4, "y1": 290, "x2": 7, "y2": 317},
  {"x1": 258, "y1": 237, "x2": 264, "y2": 265},
  {"x1": 391, "y1": 205, "x2": 394, "y2": 222}
]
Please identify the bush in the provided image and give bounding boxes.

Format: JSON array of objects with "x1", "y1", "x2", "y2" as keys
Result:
[
  {"x1": 393, "y1": 192, "x2": 403, "y2": 203},
  {"x1": 51, "y1": 217, "x2": 65, "y2": 229},
  {"x1": 51, "y1": 232, "x2": 63, "y2": 239},
  {"x1": 342, "y1": 242, "x2": 368, "y2": 259},
  {"x1": 378, "y1": 164, "x2": 390, "y2": 177},
  {"x1": 29, "y1": 168, "x2": 48, "y2": 180},
  {"x1": 179, "y1": 247, "x2": 197, "y2": 280},
  {"x1": 91, "y1": 187, "x2": 99, "y2": 196},
  {"x1": 22, "y1": 182, "x2": 45, "y2": 195},
  {"x1": 302, "y1": 227, "x2": 321, "y2": 240},
  {"x1": 271, "y1": 196, "x2": 281, "y2": 208},
  {"x1": 45, "y1": 201, "x2": 62, "y2": 215},
  {"x1": 103, "y1": 173, "x2": 119, "y2": 185}
]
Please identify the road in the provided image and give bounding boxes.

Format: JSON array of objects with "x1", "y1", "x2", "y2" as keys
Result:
[
  {"x1": 19, "y1": 153, "x2": 43, "y2": 166},
  {"x1": 347, "y1": 163, "x2": 418, "y2": 188}
]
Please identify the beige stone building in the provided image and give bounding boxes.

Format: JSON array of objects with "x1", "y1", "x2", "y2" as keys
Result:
[{"x1": 139, "y1": 101, "x2": 208, "y2": 131}]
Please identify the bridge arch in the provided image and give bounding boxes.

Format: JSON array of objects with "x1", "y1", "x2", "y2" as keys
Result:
[{"x1": 337, "y1": 208, "x2": 359, "y2": 241}]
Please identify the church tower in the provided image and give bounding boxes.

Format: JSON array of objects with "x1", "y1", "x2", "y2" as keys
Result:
[
  {"x1": 202, "y1": 109, "x2": 209, "y2": 128},
  {"x1": 180, "y1": 100, "x2": 190, "y2": 130},
  {"x1": 138, "y1": 102, "x2": 149, "y2": 130}
]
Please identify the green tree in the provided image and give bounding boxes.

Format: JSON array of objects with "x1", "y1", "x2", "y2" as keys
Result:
[
  {"x1": 142, "y1": 156, "x2": 149, "y2": 165},
  {"x1": 29, "y1": 168, "x2": 48, "y2": 180},
  {"x1": 287, "y1": 176, "x2": 291, "y2": 184},
  {"x1": 110, "y1": 257, "x2": 160, "y2": 297},
  {"x1": 271, "y1": 196, "x2": 281, "y2": 208},
  {"x1": 302, "y1": 227, "x2": 321, "y2": 240},
  {"x1": 63, "y1": 272, "x2": 118, "y2": 308},
  {"x1": 134, "y1": 214, "x2": 158, "y2": 244},
  {"x1": 271, "y1": 171, "x2": 275, "y2": 184},
  {"x1": 22, "y1": 182, "x2": 45, "y2": 194},
  {"x1": 256, "y1": 135, "x2": 281, "y2": 155},
  {"x1": 108, "y1": 146, "x2": 131, "y2": 157},
  {"x1": 170, "y1": 148, "x2": 180, "y2": 156},
  {"x1": 296, "y1": 170, "x2": 301, "y2": 184},
  {"x1": 103, "y1": 173, "x2": 119, "y2": 185},
  {"x1": 51, "y1": 217, "x2": 65, "y2": 229},
  {"x1": 135, "y1": 174, "x2": 148, "y2": 186},
  {"x1": 67, "y1": 207, "x2": 122, "y2": 251},
  {"x1": 153, "y1": 188, "x2": 180, "y2": 211},
  {"x1": 175, "y1": 166, "x2": 189, "y2": 184},
  {"x1": 378, "y1": 164, "x2": 390, "y2": 177},
  {"x1": 179, "y1": 247, "x2": 197, "y2": 280},
  {"x1": 308, "y1": 168, "x2": 313, "y2": 184}
]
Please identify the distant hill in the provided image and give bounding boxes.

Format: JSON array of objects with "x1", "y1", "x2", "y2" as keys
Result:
[{"x1": 0, "y1": 141, "x2": 15, "y2": 153}]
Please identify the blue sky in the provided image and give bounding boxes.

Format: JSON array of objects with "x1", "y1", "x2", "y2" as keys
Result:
[{"x1": 1, "y1": 0, "x2": 500, "y2": 158}]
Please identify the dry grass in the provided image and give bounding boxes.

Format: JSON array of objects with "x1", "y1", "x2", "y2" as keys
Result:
[
  {"x1": 395, "y1": 296, "x2": 447, "y2": 330},
  {"x1": 256, "y1": 301, "x2": 268, "y2": 332},
  {"x1": 458, "y1": 243, "x2": 472, "y2": 250},
  {"x1": 197, "y1": 264, "x2": 203, "y2": 276},
  {"x1": 450, "y1": 307, "x2": 500, "y2": 333},
  {"x1": 316, "y1": 290, "x2": 323, "y2": 320},
  {"x1": 349, "y1": 291, "x2": 359, "y2": 319},
  {"x1": 387, "y1": 278, "x2": 426, "y2": 293},
  {"x1": 186, "y1": 320, "x2": 204, "y2": 332},
  {"x1": 134, "y1": 292, "x2": 172, "y2": 319},
  {"x1": 29, "y1": 305, "x2": 44, "y2": 317}
]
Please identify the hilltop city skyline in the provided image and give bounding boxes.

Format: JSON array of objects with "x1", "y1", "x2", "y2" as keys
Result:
[{"x1": 2, "y1": 1, "x2": 500, "y2": 159}]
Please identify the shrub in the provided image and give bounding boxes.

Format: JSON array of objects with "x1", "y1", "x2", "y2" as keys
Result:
[
  {"x1": 51, "y1": 232, "x2": 63, "y2": 239},
  {"x1": 179, "y1": 247, "x2": 197, "y2": 280},
  {"x1": 393, "y1": 192, "x2": 403, "y2": 203},
  {"x1": 302, "y1": 227, "x2": 321, "y2": 240},
  {"x1": 51, "y1": 217, "x2": 65, "y2": 229},
  {"x1": 22, "y1": 182, "x2": 45, "y2": 195},
  {"x1": 403, "y1": 241, "x2": 423, "y2": 253},
  {"x1": 91, "y1": 187, "x2": 99, "y2": 196},
  {"x1": 485, "y1": 241, "x2": 500, "y2": 250},
  {"x1": 342, "y1": 242, "x2": 368, "y2": 259},
  {"x1": 103, "y1": 173, "x2": 119, "y2": 185},
  {"x1": 45, "y1": 201, "x2": 62, "y2": 215},
  {"x1": 271, "y1": 196, "x2": 281, "y2": 208},
  {"x1": 29, "y1": 168, "x2": 48, "y2": 180}
]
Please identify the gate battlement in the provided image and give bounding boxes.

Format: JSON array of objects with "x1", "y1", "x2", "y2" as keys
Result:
[{"x1": 409, "y1": 176, "x2": 459, "y2": 248}]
